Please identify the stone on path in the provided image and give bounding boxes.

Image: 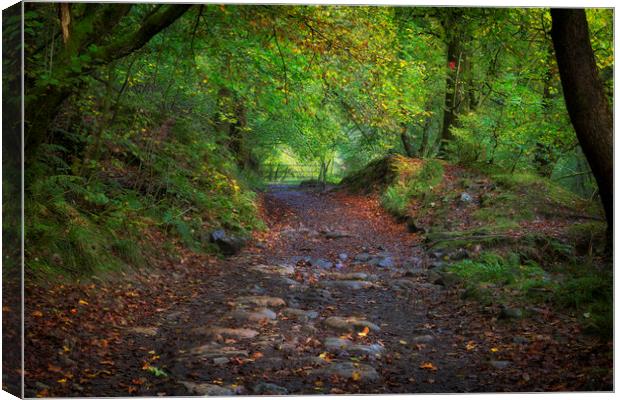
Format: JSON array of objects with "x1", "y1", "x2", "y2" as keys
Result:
[
  {"x1": 282, "y1": 308, "x2": 319, "y2": 321},
  {"x1": 324, "y1": 337, "x2": 384, "y2": 357},
  {"x1": 325, "y1": 272, "x2": 369, "y2": 281},
  {"x1": 410, "y1": 335, "x2": 434, "y2": 344},
  {"x1": 318, "y1": 280, "x2": 374, "y2": 290},
  {"x1": 253, "y1": 382, "x2": 289, "y2": 395},
  {"x1": 314, "y1": 362, "x2": 380, "y2": 382},
  {"x1": 354, "y1": 253, "x2": 371, "y2": 262},
  {"x1": 231, "y1": 308, "x2": 277, "y2": 323},
  {"x1": 180, "y1": 381, "x2": 235, "y2": 396},
  {"x1": 250, "y1": 264, "x2": 295, "y2": 276},
  {"x1": 311, "y1": 258, "x2": 334, "y2": 269},
  {"x1": 338, "y1": 253, "x2": 348, "y2": 261},
  {"x1": 390, "y1": 279, "x2": 418, "y2": 291},
  {"x1": 127, "y1": 326, "x2": 158, "y2": 336},
  {"x1": 324, "y1": 316, "x2": 381, "y2": 333},
  {"x1": 377, "y1": 257, "x2": 395, "y2": 268},
  {"x1": 235, "y1": 296, "x2": 286, "y2": 308},
  {"x1": 213, "y1": 357, "x2": 229, "y2": 365},
  {"x1": 192, "y1": 326, "x2": 260, "y2": 339},
  {"x1": 499, "y1": 307, "x2": 523, "y2": 319},
  {"x1": 187, "y1": 343, "x2": 249, "y2": 359},
  {"x1": 489, "y1": 360, "x2": 511, "y2": 369}
]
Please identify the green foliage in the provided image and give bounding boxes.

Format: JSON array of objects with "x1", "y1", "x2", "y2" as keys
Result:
[
  {"x1": 380, "y1": 158, "x2": 444, "y2": 217},
  {"x1": 450, "y1": 249, "x2": 612, "y2": 337},
  {"x1": 450, "y1": 252, "x2": 547, "y2": 288}
]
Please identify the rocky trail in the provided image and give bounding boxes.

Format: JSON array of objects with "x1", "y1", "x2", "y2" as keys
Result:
[{"x1": 23, "y1": 186, "x2": 611, "y2": 396}]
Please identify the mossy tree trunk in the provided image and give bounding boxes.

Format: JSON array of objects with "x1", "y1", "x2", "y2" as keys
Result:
[
  {"x1": 550, "y1": 9, "x2": 613, "y2": 243},
  {"x1": 25, "y1": 4, "x2": 191, "y2": 163}
]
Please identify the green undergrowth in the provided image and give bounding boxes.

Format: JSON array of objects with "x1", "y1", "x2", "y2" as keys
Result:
[
  {"x1": 447, "y1": 248, "x2": 612, "y2": 338},
  {"x1": 26, "y1": 115, "x2": 264, "y2": 280},
  {"x1": 380, "y1": 157, "x2": 444, "y2": 217}
]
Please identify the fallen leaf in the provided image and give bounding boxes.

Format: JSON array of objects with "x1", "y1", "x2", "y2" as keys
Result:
[
  {"x1": 78, "y1": 299, "x2": 89, "y2": 305},
  {"x1": 32, "y1": 310, "x2": 43, "y2": 318},
  {"x1": 419, "y1": 362, "x2": 438, "y2": 371},
  {"x1": 357, "y1": 326, "x2": 370, "y2": 337},
  {"x1": 466, "y1": 341, "x2": 477, "y2": 351},
  {"x1": 48, "y1": 364, "x2": 62, "y2": 373},
  {"x1": 351, "y1": 371, "x2": 362, "y2": 381}
]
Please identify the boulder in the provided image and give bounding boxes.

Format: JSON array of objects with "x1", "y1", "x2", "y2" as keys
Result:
[
  {"x1": 210, "y1": 229, "x2": 247, "y2": 255},
  {"x1": 499, "y1": 307, "x2": 523, "y2": 319}
]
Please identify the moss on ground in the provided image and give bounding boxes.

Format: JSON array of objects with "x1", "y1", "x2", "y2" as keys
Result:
[{"x1": 446, "y1": 248, "x2": 612, "y2": 338}]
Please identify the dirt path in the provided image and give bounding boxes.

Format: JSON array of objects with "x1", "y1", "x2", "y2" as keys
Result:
[{"x1": 23, "y1": 186, "x2": 611, "y2": 396}]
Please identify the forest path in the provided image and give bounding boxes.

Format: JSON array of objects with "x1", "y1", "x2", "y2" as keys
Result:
[
  {"x1": 156, "y1": 185, "x2": 484, "y2": 395},
  {"x1": 124, "y1": 186, "x2": 552, "y2": 395},
  {"x1": 25, "y1": 186, "x2": 607, "y2": 396}
]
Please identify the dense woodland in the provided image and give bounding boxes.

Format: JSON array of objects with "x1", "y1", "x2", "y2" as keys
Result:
[{"x1": 2, "y1": 3, "x2": 615, "y2": 396}]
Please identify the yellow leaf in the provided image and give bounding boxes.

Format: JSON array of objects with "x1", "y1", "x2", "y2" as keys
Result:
[
  {"x1": 399, "y1": 340, "x2": 408, "y2": 345},
  {"x1": 466, "y1": 341, "x2": 476, "y2": 351},
  {"x1": 318, "y1": 352, "x2": 332, "y2": 362},
  {"x1": 78, "y1": 299, "x2": 88, "y2": 305},
  {"x1": 32, "y1": 310, "x2": 43, "y2": 318},
  {"x1": 490, "y1": 347, "x2": 499, "y2": 353},
  {"x1": 57, "y1": 378, "x2": 67, "y2": 384},
  {"x1": 357, "y1": 326, "x2": 370, "y2": 337},
  {"x1": 351, "y1": 371, "x2": 362, "y2": 381}
]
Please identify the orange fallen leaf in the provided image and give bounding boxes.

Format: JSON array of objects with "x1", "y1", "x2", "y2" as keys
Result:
[
  {"x1": 78, "y1": 299, "x2": 89, "y2": 305},
  {"x1": 32, "y1": 310, "x2": 43, "y2": 318},
  {"x1": 466, "y1": 341, "x2": 477, "y2": 351},
  {"x1": 47, "y1": 364, "x2": 62, "y2": 373},
  {"x1": 70, "y1": 308, "x2": 78, "y2": 314},
  {"x1": 357, "y1": 326, "x2": 370, "y2": 337},
  {"x1": 419, "y1": 362, "x2": 438, "y2": 371}
]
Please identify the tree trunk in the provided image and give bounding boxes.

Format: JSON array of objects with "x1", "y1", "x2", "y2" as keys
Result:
[
  {"x1": 439, "y1": 16, "x2": 468, "y2": 156},
  {"x1": 550, "y1": 8, "x2": 613, "y2": 242},
  {"x1": 25, "y1": 4, "x2": 191, "y2": 162},
  {"x1": 400, "y1": 124, "x2": 414, "y2": 157},
  {"x1": 440, "y1": 35, "x2": 460, "y2": 150}
]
